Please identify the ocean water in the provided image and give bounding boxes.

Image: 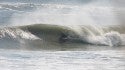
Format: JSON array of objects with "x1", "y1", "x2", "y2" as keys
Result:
[
  {"x1": 0, "y1": 48, "x2": 125, "y2": 70},
  {"x1": 0, "y1": 0, "x2": 125, "y2": 70}
]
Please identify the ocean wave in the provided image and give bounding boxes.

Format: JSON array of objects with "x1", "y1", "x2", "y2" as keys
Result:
[{"x1": 0, "y1": 24, "x2": 124, "y2": 49}]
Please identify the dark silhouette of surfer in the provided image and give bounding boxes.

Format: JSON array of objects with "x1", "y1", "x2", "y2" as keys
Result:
[{"x1": 59, "y1": 33, "x2": 68, "y2": 43}]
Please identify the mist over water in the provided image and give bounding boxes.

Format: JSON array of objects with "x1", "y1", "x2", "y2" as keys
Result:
[{"x1": 0, "y1": 0, "x2": 120, "y2": 26}]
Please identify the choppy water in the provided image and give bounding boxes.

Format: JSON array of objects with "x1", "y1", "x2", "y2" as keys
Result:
[{"x1": 0, "y1": 48, "x2": 125, "y2": 70}]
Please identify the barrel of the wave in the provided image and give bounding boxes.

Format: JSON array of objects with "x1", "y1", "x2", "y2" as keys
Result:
[{"x1": 20, "y1": 24, "x2": 72, "y2": 43}]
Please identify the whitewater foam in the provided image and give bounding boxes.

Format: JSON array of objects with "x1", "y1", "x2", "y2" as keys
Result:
[
  {"x1": 86, "y1": 31, "x2": 123, "y2": 46},
  {"x1": 0, "y1": 28, "x2": 40, "y2": 40}
]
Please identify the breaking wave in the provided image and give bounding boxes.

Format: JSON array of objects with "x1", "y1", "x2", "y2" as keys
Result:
[{"x1": 0, "y1": 24, "x2": 124, "y2": 50}]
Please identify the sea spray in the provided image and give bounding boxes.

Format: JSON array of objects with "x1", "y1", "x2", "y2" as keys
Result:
[
  {"x1": 8, "y1": 3, "x2": 118, "y2": 26},
  {"x1": 65, "y1": 25, "x2": 123, "y2": 46},
  {"x1": 104, "y1": 31, "x2": 121, "y2": 46},
  {"x1": 86, "y1": 31, "x2": 122, "y2": 46}
]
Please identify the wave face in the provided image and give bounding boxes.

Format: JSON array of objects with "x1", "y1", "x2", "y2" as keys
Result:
[{"x1": 0, "y1": 24, "x2": 124, "y2": 50}]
